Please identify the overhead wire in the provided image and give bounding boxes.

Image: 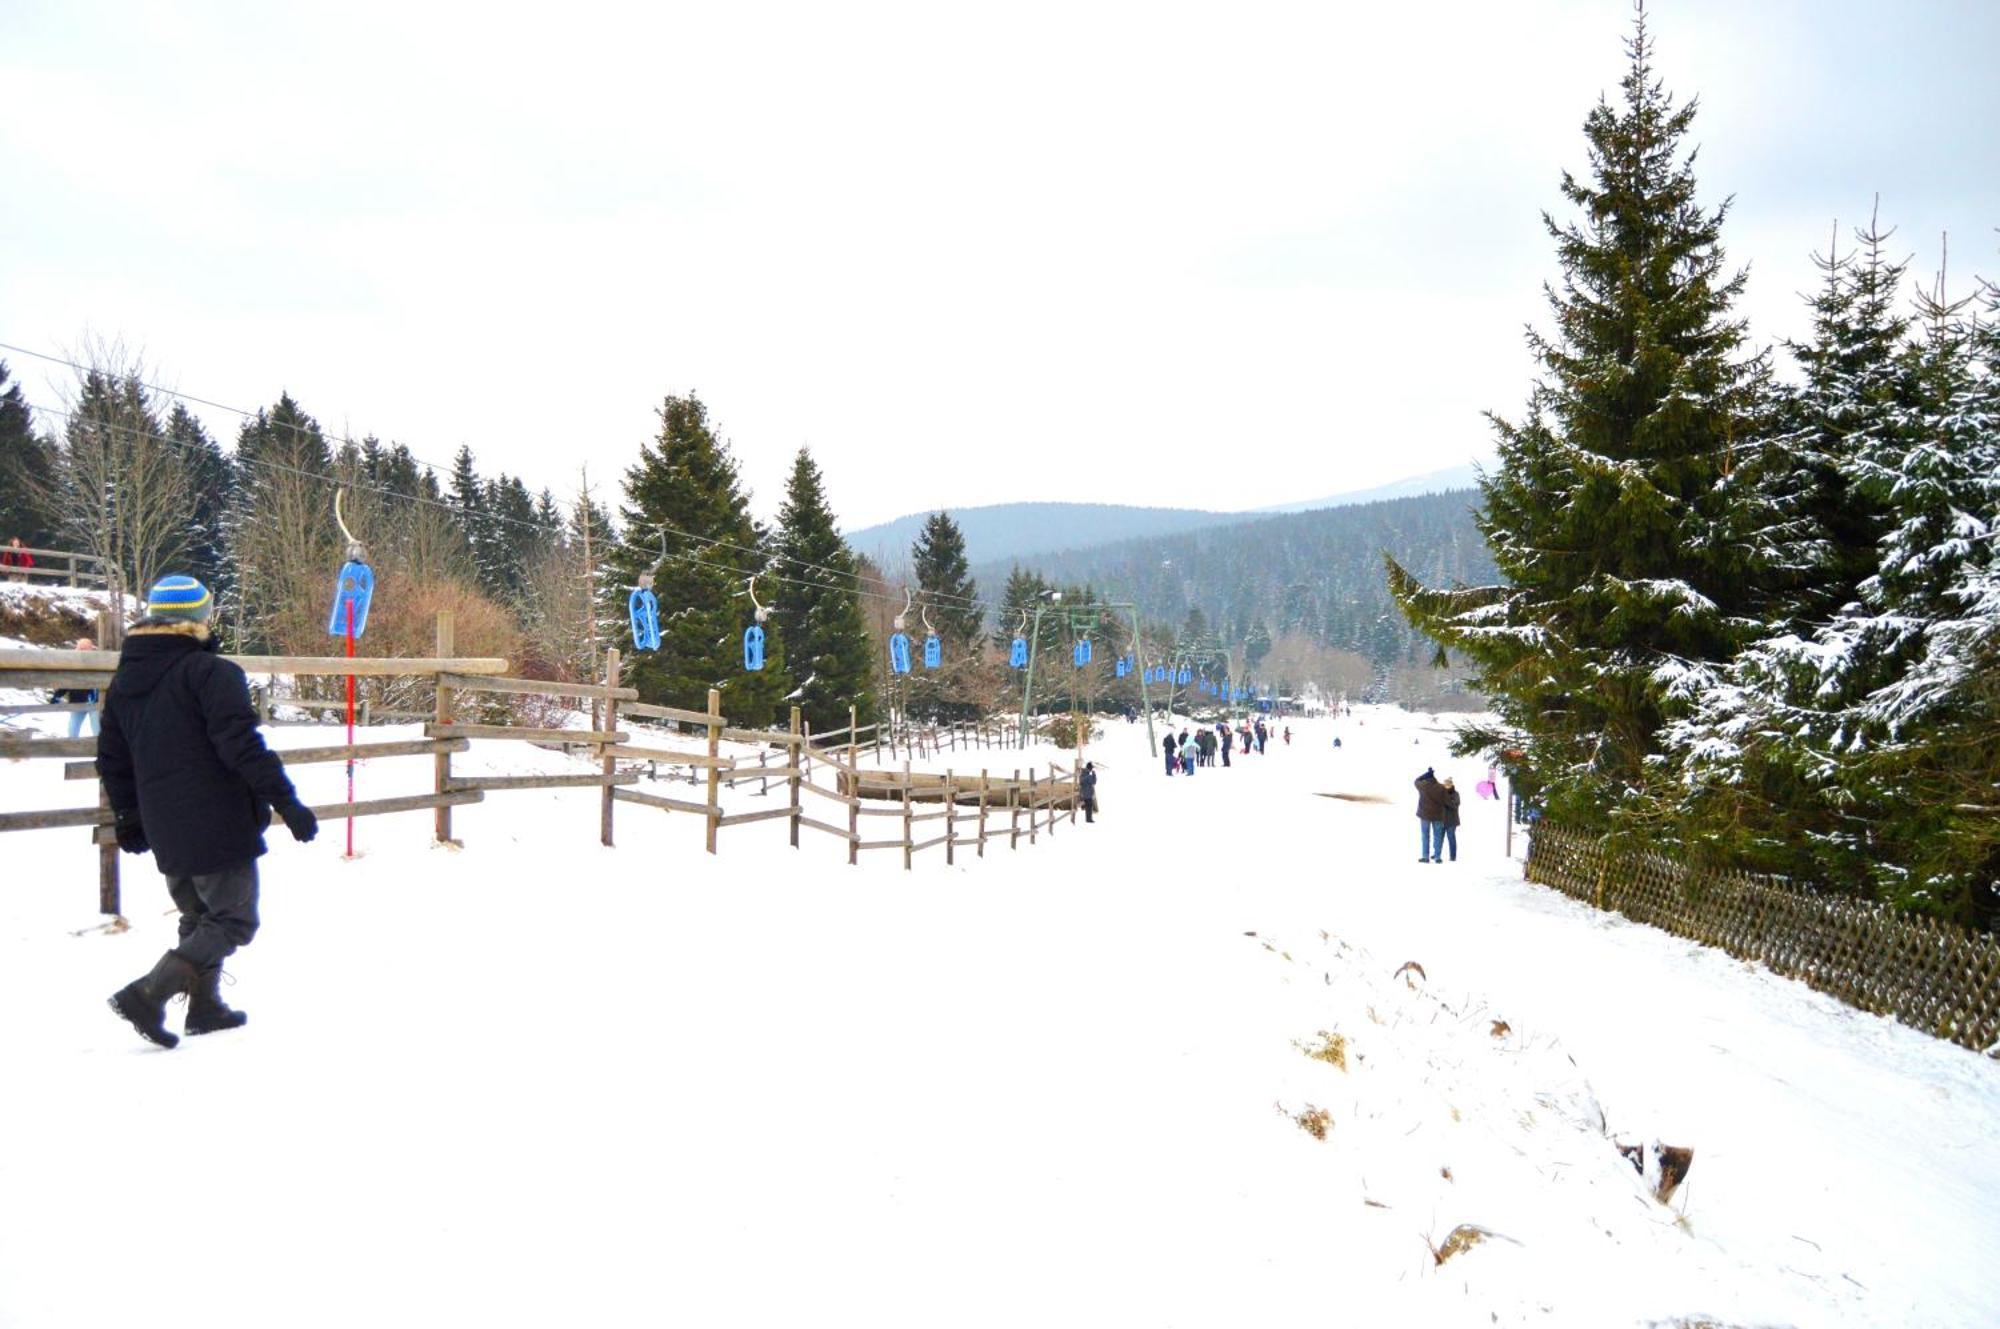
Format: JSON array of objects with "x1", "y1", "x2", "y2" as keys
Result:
[
  {"x1": 4, "y1": 337, "x2": 1004, "y2": 616},
  {"x1": 22, "y1": 397, "x2": 1008, "y2": 620}
]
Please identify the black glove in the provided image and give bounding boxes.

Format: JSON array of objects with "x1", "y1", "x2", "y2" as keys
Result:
[
  {"x1": 114, "y1": 809, "x2": 150, "y2": 856},
  {"x1": 278, "y1": 801, "x2": 319, "y2": 843}
]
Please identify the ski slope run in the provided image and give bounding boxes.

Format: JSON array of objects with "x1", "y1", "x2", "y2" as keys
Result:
[{"x1": 1, "y1": 700, "x2": 1994, "y2": 1328}]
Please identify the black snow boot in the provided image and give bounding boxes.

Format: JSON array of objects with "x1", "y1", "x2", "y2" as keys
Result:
[
  {"x1": 109, "y1": 951, "x2": 198, "y2": 1049},
  {"x1": 185, "y1": 967, "x2": 248, "y2": 1036}
]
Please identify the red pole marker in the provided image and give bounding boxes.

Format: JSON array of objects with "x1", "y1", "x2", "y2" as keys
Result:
[{"x1": 344, "y1": 596, "x2": 357, "y2": 859}]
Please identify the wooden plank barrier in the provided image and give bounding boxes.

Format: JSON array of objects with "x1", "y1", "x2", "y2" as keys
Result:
[{"x1": 3, "y1": 624, "x2": 1098, "y2": 913}]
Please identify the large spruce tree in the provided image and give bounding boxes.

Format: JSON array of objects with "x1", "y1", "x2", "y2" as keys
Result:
[
  {"x1": 771, "y1": 447, "x2": 876, "y2": 732},
  {"x1": 1659, "y1": 215, "x2": 1924, "y2": 886},
  {"x1": 1388, "y1": 10, "x2": 1796, "y2": 829},
  {"x1": 609, "y1": 393, "x2": 789, "y2": 726},
  {"x1": 910, "y1": 511, "x2": 982, "y2": 646}
]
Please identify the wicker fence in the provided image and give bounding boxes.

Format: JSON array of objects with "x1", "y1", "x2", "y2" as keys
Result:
[{"x1": 1525, "y1": 822, "x2": 2000, "y2": 1055}]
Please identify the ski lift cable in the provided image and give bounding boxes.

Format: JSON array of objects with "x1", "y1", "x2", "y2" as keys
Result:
[
  {"x1": 22, "y1": 401, "x2": 1003, "y2": 619},
  {"x1": 22, "y1": 385, "x2": 1181, "y2": 636},
  {"x1": 3, "y1": 337, "x2": 1003, "y2": 615}
]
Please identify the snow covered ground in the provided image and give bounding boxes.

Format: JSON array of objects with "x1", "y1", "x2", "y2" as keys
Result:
[{"x1": 2, "y1": 695, "x2": 1996, "y2": 1328}]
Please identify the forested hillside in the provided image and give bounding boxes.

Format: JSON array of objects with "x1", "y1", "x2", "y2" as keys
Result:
[
  {"x1": 847, "y1": 501, "x2": 1236, "y2": 573},
  {"x1": 977, "y1": 490, "x2": 1492, "y2": 667}
]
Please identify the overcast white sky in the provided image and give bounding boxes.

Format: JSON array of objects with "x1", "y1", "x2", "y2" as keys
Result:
[{"x1": 3, "y1": 0, "x2": 1996, "y2": 530}]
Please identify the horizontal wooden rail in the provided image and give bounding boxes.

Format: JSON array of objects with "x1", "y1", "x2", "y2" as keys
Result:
[
  {"x1": 428, "y1": 724, "x2": 626, "y2": 744},
  {"x1": 620, "y1": 701, "x2": 716, "y2": 726},
  {"x1": 604, "y1": 744, "x2": 735, "y2": 769},
  {"x1": 799, "y1": 780, "x2": 858, "y2": 807},
  {"x1": 0, "y1": 650, "x2": 510, "y2": 678},
  {"x1": 447, "y1": 773, "x2": 638, "y2": 792},
  {"x1": 0, "y1": 805, "x2": 108, "y2": 832},
  {"x1": 437, "y1": 672, "x2": 638, "y2": 702},
  {"x1": 9, "y1": 545, "x2": 104, "y2": 565},
  {"x1": 910, "y1": 834, "x2": 948, "y2": 852},
  {"x1": 722, "y1": 766, "x2": 802, "y2": 784},
  {"x1": 62, "y1": 737, "x2": 469, "y2": 780},
  {"x1": 0, "y1": 670, "x2": 118, "y2": 690},
  {"x1": 0, "y1": 702, "x2": 97, "y2": 715},
  {"x1": 719, "y1": 727, "x2": 804, "y2": 747},
  {"x1": 715, "y1": 806, "x2": 799, "y2": 829},
  {"x1": 0, "y1": 736, "x2": 97, "y2": 760},
  {"x1": 797, "y1": 815, "x2": 857, "y2": 842},
  {"x1": 51, "y1": 789, "x2": 489, "y2": 844},
  {"x1": 611, "y1": 786, "x2": 719, "y2": 817},
  {"x1": 856, "y1": 839, "x2": 905, "y2": 851},
  {"x1": 3, "y1": 565, "x2": 108, "y2": 586}
]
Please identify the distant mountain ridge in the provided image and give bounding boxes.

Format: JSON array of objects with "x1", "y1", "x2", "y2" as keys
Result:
[
  {"x1": 970, "y1": 489, "x2": 1493, "y2": 668},
  {"x1": 1253, "y1": 462, "x2": 1484, "y2": 514},
  {"x1": 846, "y1": 502, "x2": 1235, "y2": 574},
  {"x1": 845, "y1": 463, "x2": 1486, "y2": 571}
]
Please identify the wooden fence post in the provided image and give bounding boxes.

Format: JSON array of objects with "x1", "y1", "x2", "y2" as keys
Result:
[
  {"x1": 977, "y1": 767, "x2": 988, "y2": 858},
  {"x1": 788, "y1": 705, "x2": 802, "y2": 849},
  {"x1": 704, "y1": 687, "x2": 722, "y2": 855},
  {"x1": 97, "y1": 777, "x2": 120, "y2": 915},
  {"x1": 944, "y1": 771, "x2": 956, "y2": 866},
  {"x1": 1027, "y1": 770, "x2": 1038, "y2": 846},
  {"x1": 1010, "y1": 768, "x2": 1021, "y2": 849},
  {"x1": 601, "y1": 648, "x2": 622, "y2": 848},
  {"x1": 902, "y1": 759, "x2": 913, "y2": 870},
  {"x1": 847, "y1": 704, "x2": 860, "y2": 866},
  {"x1": 433, "y1": 611, "x2": 457, "y2": 845}
]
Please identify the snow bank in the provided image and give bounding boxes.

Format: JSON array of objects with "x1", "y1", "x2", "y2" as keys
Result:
[{"x1": 0, "y1": 703, "x2": 1994, "y2": 1327}]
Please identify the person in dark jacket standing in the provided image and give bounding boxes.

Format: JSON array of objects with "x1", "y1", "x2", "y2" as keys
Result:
[
  {"x1": 1439, "y1": 777, "x2": 1462, "y2": 862},
  {"x1": 1079, "y1": 761, "x2": 1098, "y2": 823},
  {"x1": 99, "y1": 576, "x2": 319, "y2": 1049},
  {"x1": 1414, "y1": 767, "x2": 1447, "y2": 863},
  {"x1": 1162, "y1": 731, "x2": 1177, "y2": 777}
]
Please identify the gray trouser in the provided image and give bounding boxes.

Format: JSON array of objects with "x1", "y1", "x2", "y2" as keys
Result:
[{"x1": 165, "y1": 861, "x2": 261, "y2": 971}]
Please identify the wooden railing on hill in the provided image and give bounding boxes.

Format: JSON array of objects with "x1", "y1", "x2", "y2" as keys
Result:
[
  {"x1": 1525, "y1": 822, "x2": 2000, "y2": 1056},
  {"x1": 0, "y1": 614, "x2": 1077, "y2": 916},
  {"x1": 0, "y1": 546, "x2": 109, "y2": 589}
]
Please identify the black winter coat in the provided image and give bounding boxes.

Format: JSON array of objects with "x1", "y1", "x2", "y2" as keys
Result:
[
  {"x1": 1441, "y1": 787, "x2": 1461, "y2": 829},
  {"x1": 96, "y1": 623, "x2": 301, "y2": 876}
]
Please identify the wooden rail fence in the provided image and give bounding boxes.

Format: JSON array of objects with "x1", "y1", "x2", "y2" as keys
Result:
[
  {"x1": 0, "y1": 546, "x2": 109, "y2": 589},
  {"x1": 1526, "y1": 822, "x2": 2000, "y2": 1056},
  {"x1": 2, "y1": 617, "x2": 1079, "y2": 916}
]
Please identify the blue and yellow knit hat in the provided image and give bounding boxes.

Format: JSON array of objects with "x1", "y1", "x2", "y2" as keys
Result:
[{"x1": 146, "y1": 575, "x2": 213, "y2": 623}]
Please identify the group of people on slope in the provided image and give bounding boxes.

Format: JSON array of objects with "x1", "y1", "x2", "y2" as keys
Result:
[
  {"x1": 1413, "y1": 767, "x2": 1461, "y2": 863},
  {"x1": 1162, "y1": 717, "x2": 1282, "y2": 776}
]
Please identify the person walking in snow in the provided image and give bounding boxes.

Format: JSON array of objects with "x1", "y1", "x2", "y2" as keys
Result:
[
  {"x1": 1179, "y1": 730, "x2": 1194, "y2": 775},
  {"x1": 1439, "y1": 777, "x2": 1461, "y2": 862},
  {"x1": 1414, "y1": 767, "x2": 1447, "y2": 863},
  {"x1": 1282, "y1": 726, "x2": 1291, "y2": 746},
  {"x1": 1079, "y1": 761, "x2": 1098, "y2": 823},
  {"x1": 1218, "y1": 721, "x2": 1231, "y2": 768},
  {"x1": 99, "y1": 576, "x2": 320, "y2": 1049},
  {"x1": 1162, "y1": 731, "x2": 1177, "y2": 777}
]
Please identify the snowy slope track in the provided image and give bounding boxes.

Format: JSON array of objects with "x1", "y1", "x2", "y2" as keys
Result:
[{"x1": 1, "y1": 705, "x2": 1995, "y2": 1328}]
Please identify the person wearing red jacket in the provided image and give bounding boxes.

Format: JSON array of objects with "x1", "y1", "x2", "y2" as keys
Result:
[{"x1": 1, "y1": 536, "x2": 34, "y2": 578}]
